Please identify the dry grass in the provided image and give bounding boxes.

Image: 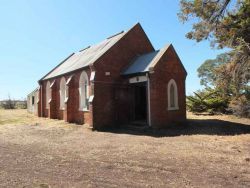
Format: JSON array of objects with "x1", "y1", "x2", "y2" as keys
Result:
[{"x1": 0, "y1": 109, "x2": 249, "y2": 188}]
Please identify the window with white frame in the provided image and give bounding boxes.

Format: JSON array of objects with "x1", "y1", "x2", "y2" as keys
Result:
[
  {"x1": 60, "y1": 77, "x2": 66, "y2": 110},
  {"x1": 167, "y1": 79, "x2": 179, "y2": 110},
  {"x1": 46, "y1": 81, "x2": 51, "y2": 109},
  {"x1": 79, "y1": 71, "x2": 89, "y2": 111}
]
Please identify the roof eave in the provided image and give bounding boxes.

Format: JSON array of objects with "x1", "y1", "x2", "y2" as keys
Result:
[
  {"x1": 40, "y1": 65, "x2": 91, "y2": 83},
  {"x1": 147, "y1": 44, "x2": 187, "y2": 76},
  {"x1": 147, "y1": 44, "x2": 171, "y2": 71},
  {"x1": 121, "y1": 70, "x2": 148, "y2": 77},
  {"x1": 38, "y1": 53, "x2": 75, "y2": 83}
]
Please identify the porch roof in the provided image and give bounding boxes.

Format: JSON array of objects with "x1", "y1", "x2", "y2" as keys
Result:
[
  {"x1": 122, "y1": 44, "x2": 170, "y2": 76},
  {"x1": 122, "y1": 51, "x2": 159, "y2": 75}
]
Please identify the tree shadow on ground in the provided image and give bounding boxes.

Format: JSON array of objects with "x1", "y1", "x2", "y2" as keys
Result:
[{"x1": 102, "y1": 119, "x2": 250, "y2": 137}]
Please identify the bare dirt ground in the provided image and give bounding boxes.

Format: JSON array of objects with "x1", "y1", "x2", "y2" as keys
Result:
[{"x1": 0, "y1": 110, "x2": 249, "y2": 188}]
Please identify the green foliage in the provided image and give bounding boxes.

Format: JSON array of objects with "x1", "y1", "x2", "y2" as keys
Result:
[
  {"x1": 0, "y1": 99, "x2": 16, "y2": 109},
  {"x1": 179, "y1": 0, "x2": 250, "y2": 87},
  {"x1": 179, "y1": 0, "x2": 250, "y2": 117},
  {"x1": 187, "y1": 89, "x2": 229, "y2": 114},
  {"x1": 0, "y1": 96, "x2": 27, "y2": 110},
  {"x1": 229, "y1": 95, "x2": 250, "y2": 118},
  {"x1": 197, "y1": 53, "x2": 231, "y2": 86},
  {"x1": 178, "y1": 0, "x2": 250, "y2": 49}
]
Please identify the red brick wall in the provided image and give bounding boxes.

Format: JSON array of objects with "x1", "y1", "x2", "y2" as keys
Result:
[
  {"x1": 92, "y1": 23, "x2": 154, "y2": 129},
  {"x1": 65, "y1": 69, "x2": 92, "y2": 125},
  {"x1": 150, "y1": 45, "x2": 187, "y2": 128},
  {"x1": 40, "y1": 81, "x2": 49, "y2": 118},
  {"x1": 37, "y1": 24, "x2": 187, "y2": 129},
  {"x1": 39, "y1": 68, "x2": 92, "y2": 125},
  {"x1": 40, "y1": 79, "x2": 59, "y2": 119},
  {"x1": 38, "y1": 23, "x2": 154, "y2": 128},
  {"x1": 52, "y1": 79, "x2": 60, "y2": 119}
]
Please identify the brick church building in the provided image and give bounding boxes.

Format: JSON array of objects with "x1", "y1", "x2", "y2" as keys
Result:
[{"x1": 27, "y1": 23, "x2": 187, "y2": 129}]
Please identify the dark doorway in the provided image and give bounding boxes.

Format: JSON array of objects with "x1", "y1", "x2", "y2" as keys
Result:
[{"x1": 134, "y1": 83, "x2": 147, "y2": 124}]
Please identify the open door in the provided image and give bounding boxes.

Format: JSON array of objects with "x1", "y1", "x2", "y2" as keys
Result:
[{"x1": 133, "y1": 83, "x2": 147, "y2": 125}]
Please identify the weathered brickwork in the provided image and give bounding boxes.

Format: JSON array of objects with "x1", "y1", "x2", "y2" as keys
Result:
[
  {"x1": 39, "y1": 68, "x2": 92, "y2": 125},
  {"x1": 91, "y1": 23, "x2": 154, "y2": 129},
  {"x1": 149, "y1": 45, "x2": 187, "y2": 128},
  {"x1": 34, "y1": 23, "x2": 187, "y2": 129}
]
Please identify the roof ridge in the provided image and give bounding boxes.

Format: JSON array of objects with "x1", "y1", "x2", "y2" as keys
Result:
[
  {"x1": 79, "y1": 46, "x2": 91, "y2": 52},
  {"x1": 40, "y1": 23, "x2": 147, "y2": 80},
  {"x1": 106, "y1": 31, "x2": 124, "y2": 39}
]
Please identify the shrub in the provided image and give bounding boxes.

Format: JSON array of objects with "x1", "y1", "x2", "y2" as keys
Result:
[
  {"x1": 1, "y1": 99, "x2": 16, "y2": 109},
  {"x1": 229, "y1": 96, "x2": 250, "y2": 118},
  {"x1": 187, "y1": 89, "x2": 229, "y2": 114}
]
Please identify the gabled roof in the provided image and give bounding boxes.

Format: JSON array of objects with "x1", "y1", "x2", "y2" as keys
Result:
[
  {"x1": 122, "y1": 50, "x2": 160, "y2": 75},
  {"x1": 39, "y1": 23, "x2": 155, "y2": 81},
  {"x1": 41, "y1": 31, "x2": 126, "y2": 81},
  {"x1": 122, "y1": 44, "x2": 171, "y2": 75}
]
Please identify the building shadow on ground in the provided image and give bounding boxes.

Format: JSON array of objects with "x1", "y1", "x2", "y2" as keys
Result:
[{"x1": 102, "y1": 119, "x2": 250, "y2": 137}]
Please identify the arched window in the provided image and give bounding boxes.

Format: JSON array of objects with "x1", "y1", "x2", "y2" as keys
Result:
[
  {"x1": 46, "y1": 81, "x2": 51, "y2": 109},
  {"x1": 60, "y1": 77, "x2": 66, "y2": 110},
  {"x1": 167, "y1": 79, "x2": 178, "y2": 110},
  {"x1": 79, "y1": 71, "x2": 89, "y2": 111}
]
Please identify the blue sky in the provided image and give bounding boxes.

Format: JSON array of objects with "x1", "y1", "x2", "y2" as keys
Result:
[{"x1": 0, "y1": 0, "x2": 226, "y2": 100}]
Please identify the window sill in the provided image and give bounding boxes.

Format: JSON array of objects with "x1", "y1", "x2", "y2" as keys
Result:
[{"x1": 168, "y1": 107, "x2": 179, "y2": 111}]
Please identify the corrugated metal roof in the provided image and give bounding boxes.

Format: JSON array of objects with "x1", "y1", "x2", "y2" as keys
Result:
[
  {"x1": 122, "y1": 44, "x2": 171, "y2": 75},
  {"x1": 42, "y1": 31, "x2": 126, "y2": 80},
  {"x1": 122, "y1": 51, "x2": 159, "y2": 75}
]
